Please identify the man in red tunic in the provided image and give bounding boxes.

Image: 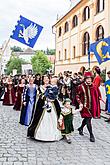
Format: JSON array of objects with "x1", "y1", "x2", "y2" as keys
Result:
[{"x1": 76, "y1": 71, "x2": 100, "y2": 142}]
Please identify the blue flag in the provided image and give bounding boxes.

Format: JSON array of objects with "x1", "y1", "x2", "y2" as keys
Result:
[
  {"x1": 89, "y1": 37, "x2": 110, "y2": 64},
  {"x1": 10, "y1": 15, "x2": 43, "y2": 48}
]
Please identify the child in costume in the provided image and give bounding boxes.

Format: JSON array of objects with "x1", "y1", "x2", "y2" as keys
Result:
[
  {"x1": 43, "y1": 77, "x2": 58, "y2": 112},
  {"x1": 58, "y1": 98, "x2": 82, "y2": 144}
]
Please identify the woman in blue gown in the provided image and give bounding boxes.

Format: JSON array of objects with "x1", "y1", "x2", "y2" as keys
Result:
[{"x1": 19, "y1": 77, "x2": 38, "y2": 126}]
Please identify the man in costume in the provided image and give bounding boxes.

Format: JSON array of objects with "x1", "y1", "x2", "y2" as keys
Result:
[
  {"x1": 76, "y1": 71, "x2": 101, "y2": 142},
  {"x1": 105, "y1": 71, "x2": 110, "y2": 122}
]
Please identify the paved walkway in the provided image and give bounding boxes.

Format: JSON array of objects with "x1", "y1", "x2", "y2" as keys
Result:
[{"x1": 0, "y1": 102, "x2": 110, "y2": 165}]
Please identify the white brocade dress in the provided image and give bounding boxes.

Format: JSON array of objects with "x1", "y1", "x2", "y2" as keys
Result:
[{"x1": 34, "y1": 101, "x2": 62, "y2": 141}]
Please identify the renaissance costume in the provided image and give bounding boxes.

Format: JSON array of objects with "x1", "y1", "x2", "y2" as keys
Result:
[
  {"x1": 58, "y1": 107, "x2": 74, "y2": 135},
  {"x1": 76, "y1": 81, "x2": 101, "y2": 118},
  {"x1": 13, "y1": 85, "x2": 24, "y2": 111},
  {"x1": 93, "y1": 75, "x2": 102, "y2": 88},
  {"x1": 58, "y1": 77, "x2": 64, "y2": 101},
  {"x1": 27, "y1": 85, "x2": 62, "y2": 141},
  {"x1": 93, "y1": 68, "x2": 102, "y2": 117},
  {"x1": 105, "y1": 79, "x2": 110, "y2": 113},
  {"x1": 70, "y1": 77, "x2": 83, "y2": 107},
  {"x1": 3, "y1": 82, "x2": 15, "y2": 106},
  {"x1": 76, "y1": 71, "x2": 100, "y2": 142},
  {"x1": 19, "y1": 84, "x2": 37, "y2": 126},
  {"x1": 0, "y1": 80, "x2": 5, "y2": 101}
]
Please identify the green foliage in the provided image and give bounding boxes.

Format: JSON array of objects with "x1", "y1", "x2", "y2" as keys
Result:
[
  {"x1": 31, "y1": 51, "x2": 52, "y2": 75},
  {"x1": 11, "y1": 46, "x2": 23, "y2": 52},
  {"x1": 6, "y1": 56, "x2": 26, "y2": 75},
  {"x1": 46, "y1": 48, "x2": 55, "y2": 55}
]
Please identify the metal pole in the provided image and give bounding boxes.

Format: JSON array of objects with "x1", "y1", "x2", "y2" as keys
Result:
[
  {"x1": 105, "y1": 66, "x2": 107, "y2": 81},
  {"x1": 88, "y1": 50, "x2": 90, "y2": 70},
  {"x1": 0, "y1": 38, "x2": 10, "y2": 76},
  {"x1": 2, "y1": 38, "x2": 10, "y2": 55}
]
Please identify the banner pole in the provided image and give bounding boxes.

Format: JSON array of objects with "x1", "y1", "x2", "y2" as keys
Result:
[
  {"x1": 88, "y1": 50, "x2": 90, "y2": 70},
  {"x1": 105, "y1": 66, "x2": 107, "y2": 81},
  {"x1": 0, "y1": 38, "x2": 10, "y2": 76}
]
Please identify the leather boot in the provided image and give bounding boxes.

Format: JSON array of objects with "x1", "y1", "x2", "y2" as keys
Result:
[
  {"x1": 90, "y1": 134, "x2": 95, "y2": 142},
  {"x1": 78, "y1": 127, "x2": 84, "y2": 136}
]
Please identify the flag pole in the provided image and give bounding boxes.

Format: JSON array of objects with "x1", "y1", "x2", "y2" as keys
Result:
[
  {"x1": 0, "y1": 38, "x2": 11, "y2": 76},
  {"x1": 2, "y1": 38, "x2": 10, "y2": 55},
  {"x1": 69, "y1": 0, "x2": 72, "y2": 9},
  {"x1": 88, "y1": 49, "x2": 90, "y2": 70},
  {"x1": 105, "y1": 66, "x2": 107, "y2": 81},
  {"x1": 89, "y1": 57, "x2": 90, "y2": 70}
]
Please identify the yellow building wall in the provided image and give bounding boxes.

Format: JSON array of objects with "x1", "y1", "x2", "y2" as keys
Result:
[{"x1": 54, "y1": 0, "x2": 110, "y2": 75}]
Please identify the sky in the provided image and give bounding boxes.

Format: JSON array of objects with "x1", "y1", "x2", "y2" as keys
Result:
[{"x1": 0, "y1": 0, "x2": 80, "y2": 50}]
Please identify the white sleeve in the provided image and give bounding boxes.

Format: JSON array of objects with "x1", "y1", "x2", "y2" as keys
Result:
[{"x1": 72, "y1": 108, "x2": 82, "y2": 114}]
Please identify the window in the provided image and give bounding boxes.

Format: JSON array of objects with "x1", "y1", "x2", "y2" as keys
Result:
[
  {"x1": 64, "y1": 49, "x2": 67, "y2": 60},
  {"x1": 72, "y1": 15, "x2": 78, "y2": 28},
  {"x1": 96, "y1": 0, "x2": 104, "y2": 13},
  {"x1": 58, "y1": 27, "x2": 62, "y2": 37},
  {"x1": 59, "y1": 51, "x2": 61, "y2": 60},
  {"x1": 73, "y1": 46, "x2": 76, "y2": 58},
  {"x1": 82, "y1": 32, "x2": 90, "y2": 55},
  {"x1": 96, "y1": 25, "x2": 104, "y2": 41},
  {"x1": 64, "y1": 22, "x2": 69, "y2": 33},
  {"x1": 83, "y1": 6, "x2": 90, "y2": 21}
]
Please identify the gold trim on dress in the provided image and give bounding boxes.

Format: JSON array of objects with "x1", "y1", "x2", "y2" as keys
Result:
[
  {"x1": 34, "y1": 108, "x2": 46, "y2": 137},
  {"x1": 81, "y1": 84, "x2": 92, "y2": 116},
  {"x1": 61, "y1": 109, "x2": 72, "y2": 116},
  {"x1": 82, "y1": 85, "x2": 87, "y2": 107},
  {"x1": 28, "y1": 86, "x2": 39, "y2": 126},
  {"x1": 61, "y1": 132, "x2": 74, "y2": 135},
  {"x1": 8, "y1": 84, "x2": 12, "y2": 104},
  {"x1": 87, "y1": 85, "x2": 92, "y2": 110}
]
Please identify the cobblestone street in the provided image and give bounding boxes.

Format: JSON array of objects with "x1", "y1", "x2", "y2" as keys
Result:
[{"x1": 0, "y1": 102, "x2": 110, "y2": 165}]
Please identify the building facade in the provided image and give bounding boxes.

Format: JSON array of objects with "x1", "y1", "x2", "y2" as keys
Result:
[
  {"x1": 53, "y1": 0, "x2": 110, "y2": 75},
  {"x1": 14, "y1": 48, "x2": 35, "y2": 63},
  {"x1": 22, "y1": 64, "x2": 33, "y2": 75},
  {"x1": 47, "y1": 55, "x2": 55, "y2": 73},
  {"x1": 0, "y1": 40, "x2": 12, "y2": 75}
]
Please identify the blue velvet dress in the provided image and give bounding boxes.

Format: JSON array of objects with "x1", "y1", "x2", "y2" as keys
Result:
[{"x1": 20, "y1": 84, "x2": 37, "y2": 126}]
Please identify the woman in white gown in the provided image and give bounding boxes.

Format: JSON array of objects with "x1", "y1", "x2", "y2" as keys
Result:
[{"x1": 27, "y1": 75, "x2": 62, "y2": 141}]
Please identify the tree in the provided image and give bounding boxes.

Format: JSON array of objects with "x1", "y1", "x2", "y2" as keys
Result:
[
  {"x1": 31, "y1": 51, "x2": 52, "y2": 75},
  {"x1": 6, "y1": 56, "x2": 26, "y2": 75},
  {"x1": 46, "y1": 48, "x2": 55, "y2": 55},
  {"x1": 11, "y1": 46, "x2": 23, "y2": 52},
  {"x1": 48, "y1": 49, "x2": 56, "y2": 55}
]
